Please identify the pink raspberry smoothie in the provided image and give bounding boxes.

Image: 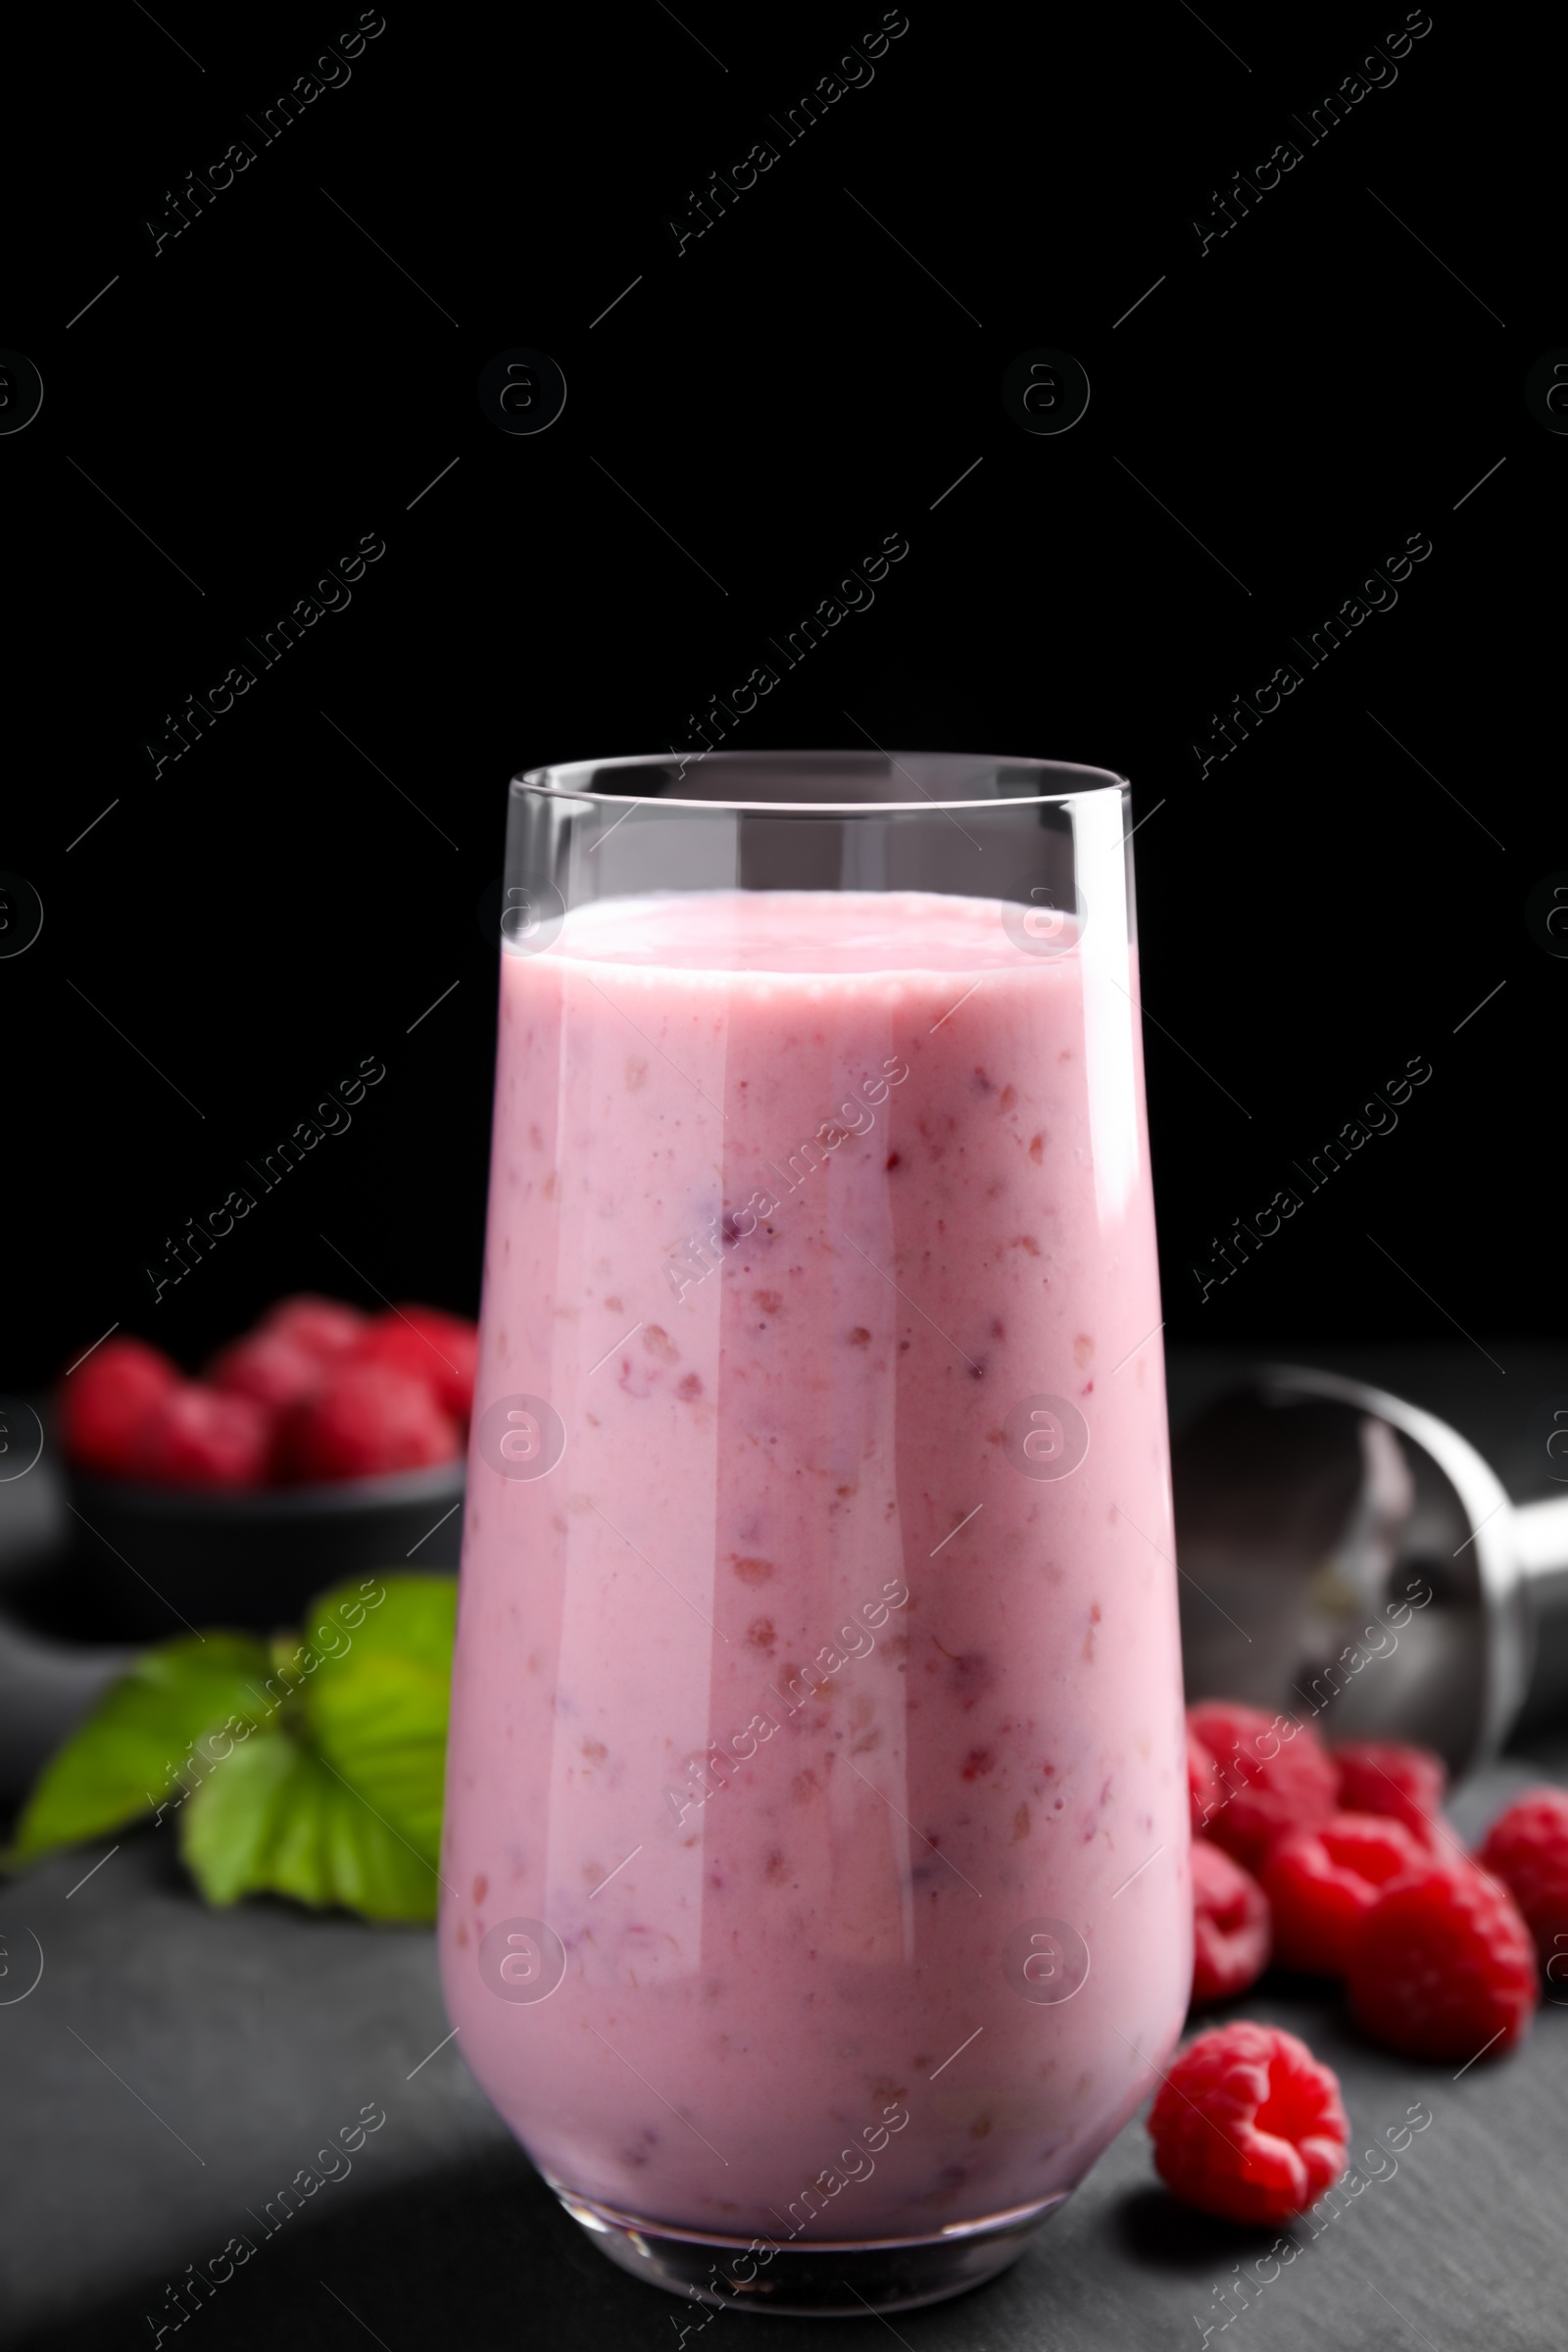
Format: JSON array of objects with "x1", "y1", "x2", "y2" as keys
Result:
[{"x1": 440, "y1": 886, "x2": 1189, "y2": 2251}]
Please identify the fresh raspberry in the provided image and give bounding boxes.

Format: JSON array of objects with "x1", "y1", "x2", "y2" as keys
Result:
[
  {"x1": 1191, "y1": 1838, "x2": 1271, "y2": 2005},
  {"x1": 1476, "y1": 1787, "x2": 1568, "y2": 1969},
  {"x1": 1188, "y1": 1733, "x2": 1218, "y2": 1838},
  {"x1": 58, "y1": 1337, "x2": 181, "y2": 1477},
  {"x1": 207, "y1": 1330, "x2": 322, "y2": 1413},
  {"x1": 347, "y1": 1305, "x2": 478, "y2": 1423},
  {"x1": 1348, "y1": 1862, "x2": 1539, "y2": 2062},
  {"x1": 1261, "y1": 1812, "x2": 1427, "y2": 1976},
  {"x1": 1147, "y1": 2022, "x2": 1348, "y2": 2227},
  {"x1": 136, "y1": 1385, "x2": 272, "y2": 1489},
  {"x1": 273, "y1": 1362, "x2": 460, "y2": 1484},
  {"x1": 1332, "y1": 1740, "x2": 1447, "y2": 1845},
  {"x1": 258, "y1": 1295, "x2": 368, "y2": 1361},
  {"x1": 1187, "y1": 1700, "x2": 1339, "y2": 1873}
]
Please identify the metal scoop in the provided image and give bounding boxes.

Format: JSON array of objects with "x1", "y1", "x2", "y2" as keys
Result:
[{"x1": 1172, "y1": 1366, "x2": 1568, "y2": 1780}]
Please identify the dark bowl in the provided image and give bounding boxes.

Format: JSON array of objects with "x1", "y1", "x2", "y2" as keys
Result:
[{"x1": 56, "y1": 1458, "x2": 466, "y2": 1641}]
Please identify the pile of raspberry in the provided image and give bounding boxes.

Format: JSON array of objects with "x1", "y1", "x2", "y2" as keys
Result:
[
  {"x1": 58, "y1": 1294, "x2": 477, "y2": 1488},
  {"x1": 1151, "y1": 1698, "x2": 1568, "y2": 2225}
]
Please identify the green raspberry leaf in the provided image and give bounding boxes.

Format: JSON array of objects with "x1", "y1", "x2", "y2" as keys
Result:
[
  {"x1": 304, "y1": 1573, "x2": 456, "y2": 1673},
  {"x1": 306, "y1": 1578, "x2": 455, "y2": 1859},
  {"x1": 180, "y1": 1573, "x2": 455, "y2": 1921},
  {"x1": 4, "y1": 1574, "x2": 455, "y2": 1925},
  {"x1": 178, "y1": 1732, "x2": 439, "y2": 1920},
  {"x1": 3, "y1": 1633, "x2": 270, "y2": 1869},
  {"x1": 177, "y1": 1729, "x2": 300, "y2": 1903}
]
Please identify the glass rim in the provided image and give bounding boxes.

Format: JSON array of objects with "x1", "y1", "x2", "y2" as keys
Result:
[{"x1": 514, "y1": 750, "x2": 1129, "y2": 816}]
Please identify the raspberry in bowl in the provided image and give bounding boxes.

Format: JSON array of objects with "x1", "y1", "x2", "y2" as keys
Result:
[{"x1": 51, "y1": 1295, "x2": 475, "y2": 1637}]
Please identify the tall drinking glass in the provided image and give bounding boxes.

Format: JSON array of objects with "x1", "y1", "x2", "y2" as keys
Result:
[{"x1": 440, "y1": 754, "x2": 1190, "y2": 2316}]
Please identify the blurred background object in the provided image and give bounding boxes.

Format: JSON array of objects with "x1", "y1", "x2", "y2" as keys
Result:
[
  {"x1": 1174, "y1": 1357, "x2": 1568, "y2": 1778},
  {"x1": 0, "y1": 1292, "x2": 477, "y2": 1806}
]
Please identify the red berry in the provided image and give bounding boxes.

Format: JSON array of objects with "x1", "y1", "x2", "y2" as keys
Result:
[
  {"x1": 1348, "y1": 1862, "x2": 1539, "y2": 2062},
  {"x1": 348, "y1": 1304, "x2": 477, "y2": 1423},
  {"x1": 58, "y1": 1338, "x2": 181, "y2": 1477},
  {"x1": 274, "y1": 1362, "x2": 461, "y2": 1484},
  {"x1": 258, "y1": 1295, "x2": 367, "y2": 1361},
  {"x1": 1188, "y1": 1732, "x2": 1218, "y2": 1838},
  {"x1": 1262, "y1": 1812, "x2": 1427, "y2": 1976},
  {"x1": 1148, "y1": 2022, "x2": 1348, "y2": 2227},
  {"x1": 207, "y1": 1330, "x2": 321, "y2": 1413},
  {"x1": 1333, "y1": 1740, "x2": 1447, "y2": 1844},
  {"x1": 1191, "y1": 1838, "x2": 1271, "y2": 2005},
  {"x1": 136, "y1": 1385, "x2": 271, "y2": 1489},
  {"x1": 1187, "y1": 1699, "x2": 1339, "y2": 1873},
  {"x1": 1476, "y1": 1787, "x2": 1568, "y2": 1970}
]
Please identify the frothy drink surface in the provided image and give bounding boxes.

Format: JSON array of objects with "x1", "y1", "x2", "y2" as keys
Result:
[{"x1": 442, "y1": 889, "x2": 1189, "y2": 2241}]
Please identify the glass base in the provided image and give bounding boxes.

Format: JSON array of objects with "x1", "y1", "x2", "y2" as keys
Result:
[{"x1": 551, "y1": 2184, "x2": 1070, "y2": 2315}]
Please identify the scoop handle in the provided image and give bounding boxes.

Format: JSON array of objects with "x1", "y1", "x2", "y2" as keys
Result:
[
  {"x1": 1510, "y1": 1494, "x2": 1568, "y2": 1733},
  {"x1": 1515, "y1": 1493, "x2": 1568, "y2": 1607}
]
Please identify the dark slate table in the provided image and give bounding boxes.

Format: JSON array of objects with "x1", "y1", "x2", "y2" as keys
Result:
[{"x1": 5, "y1": 1345, "x2": 1567, "y2": 2352}]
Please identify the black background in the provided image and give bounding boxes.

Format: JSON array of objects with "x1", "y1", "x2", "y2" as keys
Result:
[{"x1": 5, "y1": 0, "x2": 1560, "y2": 1393}]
